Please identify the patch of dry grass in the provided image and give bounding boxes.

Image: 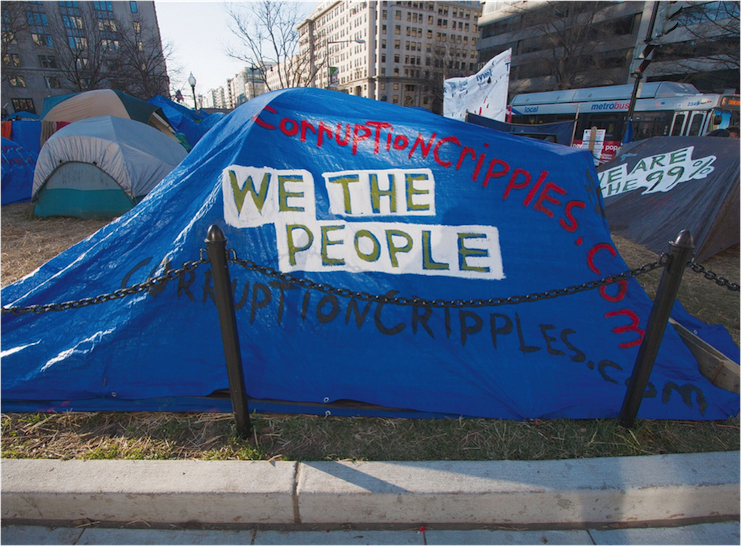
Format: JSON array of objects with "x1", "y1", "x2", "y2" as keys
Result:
[
  {"x1": 1, "y1": 203, "x2": 110, "y2": 287},
  {"x1": 2, "y1": 412, "x2": 738, "y2": 462},
  {"x1": 1, "y1": 204, "x2": 739, "y2": 462}
]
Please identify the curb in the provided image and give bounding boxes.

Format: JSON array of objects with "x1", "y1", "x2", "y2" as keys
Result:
[{"x1": 2, "y1": 452, "x2": 739, "y2": 527}]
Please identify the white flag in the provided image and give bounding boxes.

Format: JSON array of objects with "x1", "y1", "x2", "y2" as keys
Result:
[{"x1": 443, "y1": 49, "x2": 511, "y2": 121}]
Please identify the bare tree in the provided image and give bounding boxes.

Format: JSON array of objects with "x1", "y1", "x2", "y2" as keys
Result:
[
  {"x1": 1, "y1": 1, "x2": 32, "y2": 101},
  {"x1": 46, "y1": 3, "x2": 110, "y2": 92},
  {"x1": 112, "y1": 15, "x2": 172, "y2": 100},
  {"x1": 499, "y1": 1, "x2": 631, "y2": 91},
  {"x1": 224, "y1": 0, "x2": 313, "y2": 90},
  {"x1": 651, "y1": 1, "x2": 740, "y2": 91},
  {"x1": 429, "y1": 43, "x2": 479, "y2": 114}
]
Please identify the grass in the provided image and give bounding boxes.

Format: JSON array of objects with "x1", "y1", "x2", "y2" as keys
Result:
[
  {"x1": 1, "y1": 202, "x2": 739, "y2": 462},
  {"x1": 2, "y1": 412, "x2": 738, "y2": 462}
]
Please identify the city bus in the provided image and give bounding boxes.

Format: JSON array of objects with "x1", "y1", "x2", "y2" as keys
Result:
[{"x1": 508, "y1": 81, "x2": 740, "y2": 163}]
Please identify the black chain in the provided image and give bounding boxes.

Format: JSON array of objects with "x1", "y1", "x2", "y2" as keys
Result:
[
  {"x1": 6, "y1": 249, "x2": 733, "y2": 317},
  {"x1": 686, "y1": 260, "x2": 740, "y2": 292},
  {"x1": 229, "y1": 251, "x2": 668, "y2": 309},
  {"x1": 1, "y1": 254, "x2": 208, "y2": 316}
]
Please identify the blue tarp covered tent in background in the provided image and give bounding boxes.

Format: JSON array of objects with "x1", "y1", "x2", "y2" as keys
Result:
[
  {"x1": 6, "y1": 119, "x2": 42, "y2": 158},
  {"x1": 1, "y1": 136, "x2": 37, "y2": 205},
  {"x1": 147, "y1": 94, "x2": 204, "y2": 150},
  {"x1": 598, "y1": 136, "x2": 740, "y2": 263},
  {"x1": 2, "y1": 88, "x2": 738, "y2": 420},
  {"x1": 466, "y1": 112, "x2": 576, "y2": 146},
  {"x1": 147, "y1": 95, "x2": 228, "y2": 150}
]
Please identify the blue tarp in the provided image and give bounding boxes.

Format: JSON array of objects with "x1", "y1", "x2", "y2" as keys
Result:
[
  {"x1": 2, "y1": 88, "x2": 737, "y2": 420},
  {"x1": 466, "y1": 113, "x2": 576, "y2": 146},
  {"x1": 7, "y1": 119, "x2": 42, "y2": 158},
  {"x1": 1, "y1": 136, "x2": 37, "y2": 205},
  {"x1": 147, "y1": 95, "x2": 204, "y2": 148}
]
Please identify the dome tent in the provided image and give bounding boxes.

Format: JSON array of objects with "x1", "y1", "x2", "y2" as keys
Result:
[
  {"x1": 40, "y1": 89, "x2": 179, "y2": 145},
  {"x1": 32, "y1": 116, "x2": 187, "y2": 218}
]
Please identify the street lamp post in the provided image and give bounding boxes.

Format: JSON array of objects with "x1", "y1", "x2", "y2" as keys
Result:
[
  {"x1": 323, "y1": 39, "x2": 365, "y2": 89},
  {"x1": 249, "y1": 65, "x2": 257, "y2": 100},
  {"x1": 187, "y1": 72, "x2": 197, "y2": 110}
]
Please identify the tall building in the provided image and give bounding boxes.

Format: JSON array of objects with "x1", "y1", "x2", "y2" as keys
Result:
[
  {"x1": 477, "y1": 1, "x2": 740, "y2": 96},
  {"x1": 1, "y1": 1, "x2": 169, "y2": 116},
  {"x1": 298, "y1": 0, "x2": 482, "y2": 114}
]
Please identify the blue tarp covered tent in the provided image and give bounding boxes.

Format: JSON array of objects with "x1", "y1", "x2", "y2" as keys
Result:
[
  {"x1": 466, "y1": 113, "x2": 576, "y2": 145},
  {"x1": 2, "y1": 88, "x2": 737, "y2": 420},
  {"x1": 1, "y1": 136, "x2": 37, "y2": 205},
  {"x1": 147, "y1": 94, "x2": 204, "y2": 149},
  {"x1": 7, "y1": 119, "x2": 42, "y2": 157}
]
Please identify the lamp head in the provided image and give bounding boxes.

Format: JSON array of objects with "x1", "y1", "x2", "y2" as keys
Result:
[{"x1": 187, "y1": 72, "x2": 196, "y2": 87}]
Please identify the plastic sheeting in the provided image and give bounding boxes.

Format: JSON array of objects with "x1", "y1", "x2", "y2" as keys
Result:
[
  {"x1": 1, "y1": 137, "x2": 36, "y2": 205},
  {"x1": 598, "y1": 137, "x2": 740, "y2": 262},
  {"x1": 33, "y1": 116, "x2": 187, "y2": 200},
  {"x1": 2, "y1": 88, "x2": 738, "y2": 419},
  {"x1": 466, "y1": 113, "x2": 576, "y2": 145}
]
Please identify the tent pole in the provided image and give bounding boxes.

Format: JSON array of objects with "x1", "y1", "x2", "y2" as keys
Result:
[
  {"x1": 618, "y1": 229, "x2": 694, "y2": 429},
  {"x1": 206, "y1": 224, "x2": 252, "y2": 438}
]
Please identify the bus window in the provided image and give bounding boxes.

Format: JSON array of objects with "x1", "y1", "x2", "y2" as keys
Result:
[
  {"x1": 670, "y1": 113, "x2": 686, "y2": 136},
  {"x1": 687, "y1": 112, "x2": 705, "y2": 136},
  {"x1": 633, "y1": 112, "x2": 672, "y2": 140}
]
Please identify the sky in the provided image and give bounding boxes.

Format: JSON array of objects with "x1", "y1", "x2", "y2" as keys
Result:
[{"x1": 155, "y1": 1, "x2": 316, "y2": 96}]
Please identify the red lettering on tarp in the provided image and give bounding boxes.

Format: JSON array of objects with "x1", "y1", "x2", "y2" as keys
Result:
[
  {"x1": 367, "y1": 121, "x2": 392, "y2": 154},
  {"x1": 254, "y1": 105, "x2": 277, "y2": 129},
  {"x1": 605, "y1": 309, "x2": 644, "y2": 348},
  {"x1": 433, "y1": 136, "x2": 461, "y2": 168},
  {"x1": 408, "y1": 132, "x2": 437, "y2": 160}
]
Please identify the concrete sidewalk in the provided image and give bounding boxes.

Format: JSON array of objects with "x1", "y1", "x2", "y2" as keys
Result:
[
  {"x1": 2, "y1": 451, "x2": 739, "y2": 527},
  {"x1": 3, "y1": 521, "x2": 740, "y2": 545}
]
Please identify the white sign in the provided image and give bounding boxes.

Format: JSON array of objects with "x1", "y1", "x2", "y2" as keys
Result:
[
  {"x1": 598, "y1": 146, "x2": 717, "y2": 198},
  {"x1": 223, "y1": 165, "x2": 504, "y2": 279},
  {"x1": 443, "y1": 49, "x2": 511, "y2": 122}
]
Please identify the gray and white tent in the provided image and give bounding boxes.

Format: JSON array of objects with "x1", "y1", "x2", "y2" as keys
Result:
[{"x1": 33, "y1": 116, "x2": 187, "y2": 218}]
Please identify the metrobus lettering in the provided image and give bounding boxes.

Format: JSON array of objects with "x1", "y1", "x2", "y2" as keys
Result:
[{"x1": 590, "y1": 102, "x2": 630, "y2": 111}]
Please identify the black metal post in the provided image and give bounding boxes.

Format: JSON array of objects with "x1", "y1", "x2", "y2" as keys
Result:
[
  {"x1": 205, "y1": 225, "x2": 251, "y2": 437},
  {"x1": 618, "y1": 230, "x2": 695, "y2": 428}
]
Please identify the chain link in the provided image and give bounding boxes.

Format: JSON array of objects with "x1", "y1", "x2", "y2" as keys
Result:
[
  {"x1": 229, "y1": 251, "x2": 668, "y2": 309},
  {"x1": 1, "y1": 257, "x2": 208, "y2": 316},
  {"x1": 5, "y1": 248, "x2": 734, "y2": 317},
  {"x1": 686, "y1": 260, "x2": 740, "y2": 292}
]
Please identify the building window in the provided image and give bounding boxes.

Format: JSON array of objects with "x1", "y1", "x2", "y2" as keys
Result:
[
  {"x1": 380, "y1": 83, "x2": 386, "y2": 90},
  {"x1": 38, "y1": 54, "x2": 56, "y2": 68},
  {"x1": 395, "y1": 25, "x2": 400, "y2": 34},
  {"x1": 98, "y1": 19, "x2": 117, "y2": 32},
  {"x1": 392, "y1": 95, "x2": 399, "y2": 104},
  {"x1": 26, "y1": 11, "x2": 48, "y2": 27},
  {"x1": 393, "y1": 82, "x2": 399, "y2": 90},
  {"x1": 68, "y1": 36, "x2": 88, "y2": 50},
  {"x1": 101, "y1": 39, "x2": 119, "y2": 51},
  {"x1": 32, "y1": 33, "x2": 53, "y2": 47},
  {"x1": 129, "y1": 1, "x2": 138, "y2": 13},
  {"x1": 94, "y1": 1, "x2": 113, "y2": 11},
  {"x1": 11, "y1": 98, "x2": 35, "y2": 113},
  {"x1": 3, "y1": 53, "x2": 21, "y2": 66},
  {"x1": 9, "y1": 75, "x2": 26, "y2": 87},
  {"x1": 45, "y1": 76, "x2": 61, "y2": 88},
  {"x1": 395, "y1": 10, "x2": 401, "y2": 20},
  {"x1": 394, "y1": 39, "x2": 400, "y2": 49}
]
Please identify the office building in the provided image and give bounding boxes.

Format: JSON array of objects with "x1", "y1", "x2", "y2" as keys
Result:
[
  {"x1": 298, "y1": 0, "x2": 482, "y2": 113},
  {"x1": 477, "y1": 0, "x2": 739, "y2": 96},
  {"x1": 1, "y1": 1, "x2": 169, "y2": 116}
]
